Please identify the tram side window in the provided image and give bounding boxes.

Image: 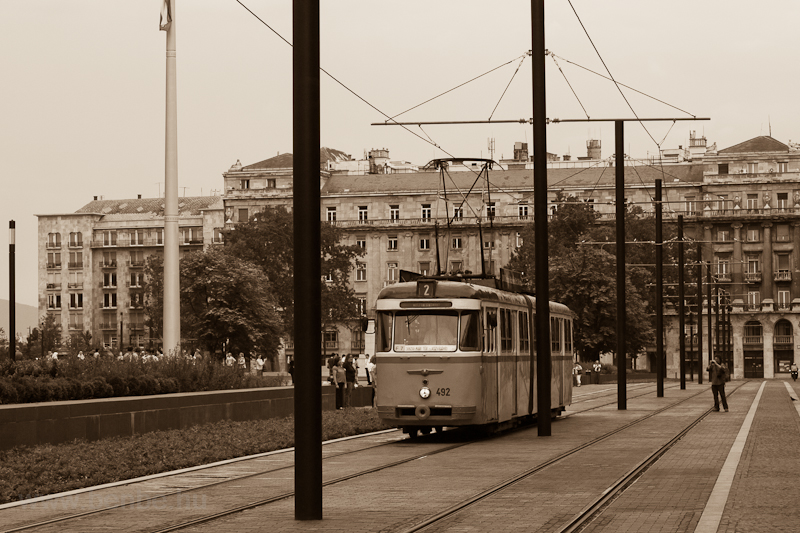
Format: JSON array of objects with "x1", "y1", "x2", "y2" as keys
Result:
[
  {"x1": 459, "y1": 311, "x2": 481, "y2": 351},
  {"x1": 518, "y1": 311, "x2": 530, "y2": 352},
  {"x1": 551, "y1": 317, "x2": 562, "y2": 353},
  {"x1": 484, "y1": 308, "x2": 498, "y2": 353},
  {"x1": 564, "y1": 319, "x2": 573, "y2": 353},
  {"x1": 376, "y1": 312, "x2": 392, "y2": 352},
  {"x1": 500, "y1": 309, "x2": 513, "y2": 353}
]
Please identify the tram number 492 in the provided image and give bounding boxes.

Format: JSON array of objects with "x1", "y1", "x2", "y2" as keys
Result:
[{"x1": 436, "y1": 387, "x2": 451, "y2": 396}]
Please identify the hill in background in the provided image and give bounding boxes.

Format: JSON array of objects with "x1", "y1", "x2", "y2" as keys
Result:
[{"x1": 0, "y1": 300, "x2": 40, "y2": 338}]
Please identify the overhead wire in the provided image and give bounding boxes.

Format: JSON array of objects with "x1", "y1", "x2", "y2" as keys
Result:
[
  {"x1": 488, "y1": 55, "x2": 528, "y2": 121},
  {"x1": 548, "y1": 52, "x2": 589, "y2": 119}
]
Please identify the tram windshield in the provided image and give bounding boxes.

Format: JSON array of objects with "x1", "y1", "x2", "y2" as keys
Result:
[{"x1": 376, "y1": 310, "x2": 480, "y2": 352}]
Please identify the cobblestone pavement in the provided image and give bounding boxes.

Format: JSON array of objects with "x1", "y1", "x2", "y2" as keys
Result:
[{"x1": 5, "y1": 381, "x2": 798, "y2": 533}]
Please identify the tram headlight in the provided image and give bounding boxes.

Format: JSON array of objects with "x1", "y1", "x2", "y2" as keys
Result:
[{"x1": 419, "y1": 386, "x2": 431, "y2": 399}]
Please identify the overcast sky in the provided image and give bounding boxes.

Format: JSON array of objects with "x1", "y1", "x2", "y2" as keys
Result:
[{"x1": 2, "y1": 0, "x2": 799, "y2": 307}]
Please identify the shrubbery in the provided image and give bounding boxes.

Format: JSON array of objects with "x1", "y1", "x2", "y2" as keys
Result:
[{"x1": 0, "y1": 356, "x2": 284, "y2": 405}]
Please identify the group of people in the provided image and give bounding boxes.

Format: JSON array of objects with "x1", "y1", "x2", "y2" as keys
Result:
[
  {"x1": 225, "y1": 352, "x2": 268, "y2": 374},
  {"x1": 572, "y1": 360, "x2": 602, "y2": 386},
  {"x1": 326, "y1": 353, "x2": 376, "y2": 409}
]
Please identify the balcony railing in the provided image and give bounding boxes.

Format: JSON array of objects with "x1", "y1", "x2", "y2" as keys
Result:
[
  {"x1": 744, "y1": 272, "x2": 762, "y2": 283},
  {"x1": 129, "y1": 260, "x2": 145, "y2": 268},
  {"x1": 100, "y1": 281, "x2": 117, "y2": 289},
  {"x1": 46, "y1": 262, "x2": 61, "y2": 269},
  {"x1": 715, "y1": 273, "x2": 731, "y2": 282},
  {"x1": 68, "y1": 241, "x2": 83, "y2": 249},
  {"x1": 743, "y1": 335, "x2": 763, "y2": 345},
  {"x1": 68, "y1": 282, "x2": 83, "y2": 289},
  {"x1": 129, "y1": 324, "x2": 145, "y2": 331},
  {"x1": 68, "y1": 262, "x2": 83, "y2": 269},
  {"x1": 99, "y1": 303, "x2": 117, "y2": 309},
  {"x1": 351, "y1": 341, "x2": 365, "y2": 350},
  {"x1": 46, "y1": 283, "x2": 61, "y2": 290},
  {"x1": 774, "y1": 335, "x2": 793, "y2": 345},
  {"x1": 99, "y1": 260, "x2": 117, "y2": 268},
  {"x1": 68, "y1": 322, "x2": 84, "y2": 330},
  {"x1": 129, "y1": 302, "x2": 144, "y2": 309},
  {"x1": 323, "y1": 341, "x2": 338, "y2": 349},
  {"x1": 775, "y1": 271, "x2": 792, "y2": 282},
  {"x1": 99, "y1": 322, "x2": 116, "y2": 330},
  {"x1": 46, "y1": 242, "x2": 61, "y2": 249}
]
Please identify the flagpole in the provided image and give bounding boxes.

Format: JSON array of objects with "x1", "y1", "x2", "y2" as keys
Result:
[{"x1": 163, "y1": 0, "x2": 180, "y2": 355}]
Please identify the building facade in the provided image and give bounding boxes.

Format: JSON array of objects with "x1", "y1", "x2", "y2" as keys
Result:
[{"x1": 37, "y1": 196, "x2": 223, "y2": 350}]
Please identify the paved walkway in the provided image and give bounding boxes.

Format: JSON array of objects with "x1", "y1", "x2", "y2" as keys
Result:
[{"x1": 4, "y1": 380, "x2": 799, "y2": 532}]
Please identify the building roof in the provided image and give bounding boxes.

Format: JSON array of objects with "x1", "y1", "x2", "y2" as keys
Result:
[
  {"x1": 718, "y1": 136, "x2": 789, "y2": 154},
  {"x1": 242, "y1": 147, "x2": 351, "y2": 171},
  {"x1": 321, "y1": 163, "x2": 703, "y2": 196},
  {"x1": 75, "y1": 196, "x2": 223, "y2": 216}
]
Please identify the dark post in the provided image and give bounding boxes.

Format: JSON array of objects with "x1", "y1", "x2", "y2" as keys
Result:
[
  {"x1": 9, "y1": 221, "x2": 15, "y2": 362},
  {"x1": 697, "y1": 242, "x2": 703, "y2": 385},
  {"x1": 532, "y1": 0, "x2": 551, "y2": 436},
  {"x1": 678, "y1": 215, "x2": 686, "y2": 389},
  {"x1": 655, "y1": 181, "x2": 663, "y2": 397},
  {"x1": 714, "y1": 285, "x2": 720, "y2": 371},
  {"x1": 293, "y1": 0, "x2": 322, "y2": 520},
  {"x1": 706, "y1": 255, "x2": 713, "y2": 383},
  {"x1": 615, "y1": 120, "x2": 626, "y2": 409},
  {"x1": 688, "y1": 312, "x2": 694, "y2": 381}
]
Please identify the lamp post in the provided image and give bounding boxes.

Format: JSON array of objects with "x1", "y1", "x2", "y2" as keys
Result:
[
  {"x1": 9, "y1": 221, "x2": 15, "y2": 362},
  {"x1": 687, "y1": 310, "x2": 695, "y2": 381}
]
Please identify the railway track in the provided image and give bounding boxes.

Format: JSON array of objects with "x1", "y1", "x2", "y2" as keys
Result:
[{"x1": 0, "y1": 382, "x2": 688, "y2": 533}]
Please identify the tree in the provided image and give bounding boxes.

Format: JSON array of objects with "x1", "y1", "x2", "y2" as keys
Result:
[
  {"x1": 144, "y1": 248, "x2": 284, "y2": 360},
  {"x1": 64, "y1": 330, "x2": 93, "y2": 356},
  {"x1": 36, "y1": 314, "x2": 62, "y2": 355},
  {"x1": 223, "y1": 206, "x2": 365, "y2": 334}
]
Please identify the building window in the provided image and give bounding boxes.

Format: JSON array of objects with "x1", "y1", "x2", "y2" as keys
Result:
[
  {"x1": 69, "y1": 293, "x2": 83, "y2": 309},
  {"x1": 746, "y1": 227, "x2": 761, "y2": 242},
  {"x1": 777, "y1": 254, "x2": 790, "y2": 273},
  {"x1": 518, "y1": 204, "x2": 529, "y2": 219},
  {"x1": 715, "y1": 255, "x2": 730, "y2": 276},
  {"x1": 47, "y1": 294, "x2": 61, "y2": 310},
  {"x1": 746, "y1": 194, "x2": 758, "y2": 212},
  {"x1": 356, "y1": 296, "x2": 367, "y2": 317},
  {"x1": 46, "y1": 272, "x2": 61, "y2": 290},
  {"x1": 388, "y1": 236, "x2": 398, "y2": 251},
  {"x1": 684, "y1": 196, "x2": 696, "y2": 216},
  {"x1": 68, "y1": 251, "x2": 82, "y2": 269},
  {"x1": 718, "y1": 163, "x2": 729, "y2": 174},
  {"x1": 103, "y1": 293, "x2": 117, "y2": 309},
  {"x1": 238, "y1": 208, "x2": 248, "y2": 222},
  {"x1": 130, "y1": 272, "x2": 144, "y2": 288},
  {"x1": 68, "y1": 232, "x2": 82, "y2": 247},
  {"x1": 486, "y1": 202, "x2": 496, "y2": 219},
  {"x1": 102, "y1": 251, "x2": 117, "y2": 267},
  {"x1": 356, "y1": 262, "x2": 366, "y2": 281},
  {"x1": 453, "y1": 206, "x2": 463, "y2": 221},
  {"x1": 326, "y1": 207, "x2": 337, "y2": 222},
  {"x1": 452, "y1": 237, "x2": 462, "y2": 249},
  {"x1": 483, "y1": 239, "x2": 494, "y2": 249},
  {"x1": 390, "y1": 205, "x2": 400, "y2": 221},
  {"x1": 68, "y1": 270, "x2": 83, "y2": 289},
  {"x1": 777, "y1": 193, "x2": 789, "y2": 211},
  {"x1": 47, "y1": 232, "x2": 61, "y2": 249},
  {"x1": 102, "y1": 231, "x2": 117, "y2": 247},
  {"x1": 419, "y1": 261, "x2": 431, "y2": 276},
  {"x1": 419, "y1": 237, "x2": 430, "y2": 250},
  {"x1": 267, "y1": 178, "x2": 276, "y2": 188},
  {"x1": 717, "y1": 228, "x2": 731, "y2": 242},
  {"x1": 103, "y1": 272, "x2": 118, "y2": 288},
  {"x1": 130, "y1": 292, "x2": 144, "y2": 308},
  {"x1": 323, "y1": 330, "x2": 338, "y2": 350},
  {"x1": 778, "y1": 290, "x2": 791, "y2": 310},
  {"x1": 358, "y1": 206, "x2": 369, "y2": 223},
  {"x1": 777, "y1": 224, "x2": 790, "y2": 242},
  {"x1": 47, "y1": 252, "x2": 61, "y2": 268},
  {"x1": 69, "y1": 313, "x2": 83, "y2": 330},
  {"x1": 240, "y1": 179, "x2": 250, "y2": 189},
  {"x1": 747, "y1": 162, "x2": 758, "y2": 174},
  {"x1": 421, "y1": 204, "x2": 431, "y2": 220},
  {"x1": 213, "y1": 228, "x2": 224, "y2": 244},
  {"x1": 130, "y1": 229, "x2": 144, "y2": 246},
  {"x1": 746, "y1": 291, "x2": 760, "y2": 311},
  {"x1": 156, "y1": 229, "x2": 164, "y2": 245},
  {"x1": 356, "y1": 238, "x2": 366, "y2": 250},
  {"x1": 387, "y1": 262, "x2": 398, "y2": 281},
  {"x1": 715, "y1": 195, "x2": 729, "y2": 213}
]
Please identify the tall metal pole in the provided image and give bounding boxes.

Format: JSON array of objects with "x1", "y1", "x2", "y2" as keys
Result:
[
  {"x1": 678, "y1": 215, "x2": 686, "y2": 389},
  {"x1": 706, "y1": 257, "x2": 712, "y2": 382},
  {"x1": 655, "y1": 181, "x2": 663, "y2": 397},
  {"x1": 162, "y1": 0, "x2": 180, "y2": 355},
  {"x1": 293, "y1": 0, "x2": 322, "y2": 519},
  {"x1": 615, "y1": 121, "x2": 627, "y2": 409},
  {"x1": 9, "y1": 221, "x2": 15, "y2": 362},
  {"x1": 532, "y1": 0, "x2": 551, "y2": 436},
  {"x1": 697, "y1": 242, "x2": 703, "y2": 385}
]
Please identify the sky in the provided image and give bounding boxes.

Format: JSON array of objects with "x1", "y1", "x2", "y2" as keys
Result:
[{"x1": 1, "y1": 0, "x2": 799, "y2": 307}]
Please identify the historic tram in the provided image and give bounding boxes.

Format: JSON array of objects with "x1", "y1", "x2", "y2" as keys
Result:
[{"x1": 375, "y1": 275, "x2": 574, "y2": 437}]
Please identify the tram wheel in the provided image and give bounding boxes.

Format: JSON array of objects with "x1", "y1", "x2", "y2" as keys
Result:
[
  {"x1": 405, "y1": 428, "x2": 419, "y2": 439},
  {"x1": 420, "y1": 427, "x2": 432, "y2": 436}
]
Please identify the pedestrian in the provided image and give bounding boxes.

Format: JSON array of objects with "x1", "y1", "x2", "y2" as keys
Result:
[
  {"x1": 573, "y1": 361, "x2": 583, "y2": 387},
  {"x1": 77, "y1": 351, "x2": 85, "y2": 361},
  {"x1": 344, "y1": 355, "x2": 357, "y2": 408},
  {"x1": 255, "y1": 354, "x2": 264, "y2": 374},
  {"x1": 333, "y1": 357, "x2": 346, "y2": 409},
  {"x1": 237, "y1": 352, "x2": 246, "y2": 372},
  {"x1": 225, "y1": 352, "x2": 235, "y2": 366},
  {"x1": 367, "y1": 355, "x2": 377, "y2": 407},
  {"x1": 707, "y1": 355, "x2": 729, "y2": 412},
  {"x1": 287, "y1": 355, "x2": 294, "y2": 382},
  {"x1": 364, "y1": 353, "x2": 373, "y2": 385},
  {"x1": 593, "y1": 360, "x2": 602, "y2": 384}
]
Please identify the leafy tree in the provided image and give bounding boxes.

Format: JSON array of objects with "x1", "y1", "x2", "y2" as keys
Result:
[
  {"x1": 0, "y1": 327, "x2": 7, "y2": 360},
  {"x1": 35, "y1": 314, "x2": 62, "y2": 355},
  {"x1": 223, "y1": 206, "x2": 365, "y2": 334},
  {"x1": 144, "y1": 248, "x2": 283, "y2": 361},
  {"x1": 64, "y1": 331, "x2": 93, "y2": 356}
]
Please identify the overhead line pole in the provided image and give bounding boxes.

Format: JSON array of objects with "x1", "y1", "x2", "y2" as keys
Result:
[
  {"x1": 678, "y1": 215, "x2": 686, "y2": 390},
  {"x1": 532, "y1": 0, "x2": 551, "y2": 436},
  {"x1": 655, "y1": 180, "x2": 663, "y2": 397},
  {"x1": 615, "y1": 121, "x2": 626, "y2": 409}
]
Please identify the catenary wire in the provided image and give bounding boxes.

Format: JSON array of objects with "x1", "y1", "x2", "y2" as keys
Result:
[
  {"x1": 549, "y1": 52, "x2": 590, "y2": 119},
  {"x1": 488, "y1": 55, "x2": 528, "y2": 121}
]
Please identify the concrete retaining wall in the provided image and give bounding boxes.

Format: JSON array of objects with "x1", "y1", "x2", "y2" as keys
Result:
[{"x1": 0, "y1": 384, "x2": 374, "y2": 451}]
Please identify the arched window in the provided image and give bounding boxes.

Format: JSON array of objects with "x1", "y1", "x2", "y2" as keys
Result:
[
  {"x1": 743, "y1": 321, "x2": 763, "y2": 345},
  {"x1": 774, "y1": 320, "x2": 793, "y2": 344}
]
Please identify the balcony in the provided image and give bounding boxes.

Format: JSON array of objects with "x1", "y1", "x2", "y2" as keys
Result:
[
  {"x1": 99, "y1": 322, "x2": 116, "y2": 330},
  {"x1": 744, "y1": 272, "x2": 762, "y2": 283},
  {"x1": 775, "y1": 271, "x2": 792, "y2": 282},
  {"x1": 129, "y1": 302, "x2": 144, "y2": 310},
  {"x1": 99, "y1": 260, "x2": 117, "y2": 269},
  {"x1": 323, "y1": 341, "x2": 338, "y2": 350},
  {"x1": 67, "y1": 282, "x2": 83, "y2": 289},
  {"x1": 743, "y1": 335, "x2": 763, "y2": 345},
  {"x1": 715, "y1": 272, "x2": 731, "y2": 282},
  {"x1": 46, "y1": 242, "x2": 61, "y2": 250},
  {"x1": 128, "y1": 260, "x2": 145, "y2": 268},
  {"x1": 351, "y1": 341, "x2": 365, "y2": 350},
  {"x1": 100, "y1": 282, "x2": 117, "y2": 289},
  {"x1": 68, "y1": 262, "x2": 83, "y2": 269},
  {"x1": 68, "y1": 322, "x2": 84, "y2": 330},
  {"x1": 46, "y1": 283, "x2": 61, "y2": 290},
  {"x1": 774, "y1": 335, "x2": 793, "y2": 345},
  {"x1": 68, "y1": 241, "x2": 83, "y2": 249},
  {"x1": 46, "y1": 262, "x2": 61, "y2": 269},
  {"x1": 99, "y1": 302, "x2": 117, "y2": 309},
  {"x1": 745, "y1": 303, "x2": 761, "y2": 311},
  {"x1": 129, "y1": 324, "x2": 145, "y2": 332}
]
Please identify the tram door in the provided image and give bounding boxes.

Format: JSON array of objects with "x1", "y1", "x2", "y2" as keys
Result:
[{"x1": 483, "y1": 307, "x2": 499, "y2": 421}]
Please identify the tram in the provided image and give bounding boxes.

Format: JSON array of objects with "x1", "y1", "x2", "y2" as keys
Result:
[{"x1": 374, "y1": 273, "x2": 574, "y2": 437}]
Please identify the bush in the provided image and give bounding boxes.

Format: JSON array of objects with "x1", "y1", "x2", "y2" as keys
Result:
[
  {"x1": 80, "y1": 381, "x2": 95, "y2": 399},
  {"x1": 108, "y1": 376, "x2": 129, "y2": 397},
  {"x1": 0, "y1": 379, "x2": 19, "y2": 404},
  {"x1": 91, "y1": 378, "x2": 114, "y2": 398},
  {"x1": 125, "y1": 376, "x2": 143, "y2": 396}
]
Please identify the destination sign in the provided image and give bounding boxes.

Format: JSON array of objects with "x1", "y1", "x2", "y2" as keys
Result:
[{"x1": 399, "y1": 301, "x2": 453, "y2": 308}]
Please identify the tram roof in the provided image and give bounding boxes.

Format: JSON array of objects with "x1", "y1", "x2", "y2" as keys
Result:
[{"x1": 377, "y1": 280, "x2": 571, "y2": 315}]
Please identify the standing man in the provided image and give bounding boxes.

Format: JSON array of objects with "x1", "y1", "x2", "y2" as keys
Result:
[
  {"x1": 593, "y1": 360, "x2": 602, "y2": 384},
  {"x1": 573, "y1": 361, "x2": 583, "y2": 387},
  {"x1": 707, "y1": 355, "x2": 729, "y2": 412}
]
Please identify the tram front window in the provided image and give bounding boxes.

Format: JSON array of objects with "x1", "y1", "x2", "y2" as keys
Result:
[{"x1": 394, "y1": 311, "x2": 458, "y2": 351}]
